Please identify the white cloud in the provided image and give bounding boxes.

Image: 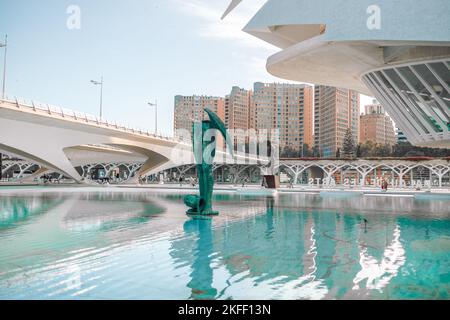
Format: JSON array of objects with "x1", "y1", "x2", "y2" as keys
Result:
[
  {"x1": 170, "y1": 1, "x2": 375, "y2": 115},
  {"x1": 171, "y1": 0, "x2": 276, "y2": 50}
]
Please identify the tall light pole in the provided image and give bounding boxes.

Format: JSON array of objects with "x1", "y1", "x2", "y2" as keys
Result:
[
  {"x1": 0, "y1": 35, "x2": 7, "y2": 99},
  {"x1": 148, "y1": 100, "x2": 158, "y2": 134},
  {"x1": 90, "y1": 76, "x2": 103, "y2": 118}
]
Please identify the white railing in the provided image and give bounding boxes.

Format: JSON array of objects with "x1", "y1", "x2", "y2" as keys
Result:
[{"x1": 0, "y1": 95, "x2": 179, "y2": 142}]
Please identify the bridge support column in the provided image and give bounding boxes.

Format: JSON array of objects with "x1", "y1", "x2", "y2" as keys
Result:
[
  {"x1": 129, "y1": 158, "x2": 171, "y2": 184},
  {"x1": 17, "y1": 167, "x2": 49, "y2": 183}
]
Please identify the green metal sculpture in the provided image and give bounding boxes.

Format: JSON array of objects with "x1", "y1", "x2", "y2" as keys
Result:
[{"x1": 184, "y1": 108, "x2": 232, "y2": 216}]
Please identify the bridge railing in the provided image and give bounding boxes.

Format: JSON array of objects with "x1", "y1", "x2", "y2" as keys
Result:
[{"x1": 0, "y1": 95, "x2": 179, "y2": 142}]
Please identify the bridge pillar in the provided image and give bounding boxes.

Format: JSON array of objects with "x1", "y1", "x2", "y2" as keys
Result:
[
  {"x1": 308, "y1": 166, "x2": 324, "y2": 181},
  {"x1": 18, "y1": 167, "x2": 49, "y2": 183}
]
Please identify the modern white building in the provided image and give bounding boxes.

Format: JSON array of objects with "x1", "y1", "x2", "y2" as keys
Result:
[{"x1": 223, "y1": 0, "x2": 450, "y2": 148}]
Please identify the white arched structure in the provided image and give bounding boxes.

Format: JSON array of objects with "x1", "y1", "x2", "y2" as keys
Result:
[
  {"x1": 279, "y1": 159, "x2": 450, "y2": 188},
  {"x1": 3, "y1": 155, "x2": 449, "y2": 188},
  {"x1": 149, "y1": 158, "x2": 450, "y2": 188},
  {"x1": 0, "y1": 159, "x2": 41, "y2": 181}
]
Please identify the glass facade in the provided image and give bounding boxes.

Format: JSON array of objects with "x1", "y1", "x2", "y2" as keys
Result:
[{"x1": 362, "y1": 59, "x2": 450, "y2": 147}]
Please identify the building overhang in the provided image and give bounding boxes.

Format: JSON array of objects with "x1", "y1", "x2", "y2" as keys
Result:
[
  {"x1": 265, "y1": 37, "x2": 450, "y2": 96},
  {"x1": 228, "y1": 0, "x2": 450, "y2": 147},
  {"x1": 235, "y1": 0, "x2": 450, "y2": 94}
]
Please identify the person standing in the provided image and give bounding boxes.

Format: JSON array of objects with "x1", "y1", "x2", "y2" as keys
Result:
[{"x1": 382, "y1": 179, "x2": 388, "y2": 192}]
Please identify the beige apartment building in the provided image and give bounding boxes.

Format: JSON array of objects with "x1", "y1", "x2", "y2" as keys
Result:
[
  {"x1": 224, "y1": 87, "x2": 253, "y2": 151},
  {"x1": 174, "y1": 83, "x2": 316, "y2": 155},
  {"x1": 173, "y1": 95, "x2": 224, "y2": 141},
  {"x1": 225, "y1": 86, "x2": 252, "y2": 130},
  {"x1": 360, "y1": 101, "x2": 397, "y2": 146},
  {"x1": 252, "y1": 82, "x2": 314, "y2": 153},
  {"x1": 314, "y1": 86, "x2": 360, "y2": 157}
]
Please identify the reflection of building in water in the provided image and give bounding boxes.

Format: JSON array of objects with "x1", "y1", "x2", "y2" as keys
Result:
[
  {"x1": 353, "y1": 225, "x2": 405, "y2": 292},
  {"x1": 216, "y1": 209, "x2": 327, "y2": 299},
  {"x1": 169, "y1": 195, "x2": 449, "y2": 299},
  {"x1": 387, "y1": 217, "x2": 450, "y2": 298},
  {"x1": 279, "y1": 193, "x2": 450, "y2": 217},
  {"x1": 321, "y1": 214, "x2": 360, "y2": 299},
  {"x1": 0, "y1": 194, "x2": 64, "y2": 227},
  {"x1": 61, "y1": 193, "x2": 166, "y2": 232},
  {"x1": 0, "y1": 192, "x2": 166, "y2": 233},
  {"x1": 168, "y1": 202, "x2": 318, "y2": 299}
]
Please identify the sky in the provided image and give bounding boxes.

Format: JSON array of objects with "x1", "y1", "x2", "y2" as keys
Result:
[{"x1": 0, "y1": 0, "x2": 373, "y2": 136}]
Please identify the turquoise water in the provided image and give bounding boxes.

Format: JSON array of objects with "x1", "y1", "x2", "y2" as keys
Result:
[{"x1": 0, "y1": 188, "x2": 449, "y2": 300}]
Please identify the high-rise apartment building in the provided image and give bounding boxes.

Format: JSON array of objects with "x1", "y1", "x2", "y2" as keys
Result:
[
  {"x1": 224, "y1": 87, "x2": 252, "y2": 151},
  {"x1": 314, "y1": 86, "x2": 360, "y2": 157},
  {"x1": 173, "y1": 95, "x2": 224, "y2": 140},
  {"x1": 364, "y1": 102, "x2": 385, "y2": 116},
  {"x1": 360, "y1": 101, "x2": 396, "y2": 146},
  {"x1": 252, "y1": 82, "x2": 313, "y2": 153},
  {"x1": 224, "y1": 87, "x2": 252, "y2": 130},
  {"x1": 348, "y1": 90, "x2": 360, "y2": 144}
]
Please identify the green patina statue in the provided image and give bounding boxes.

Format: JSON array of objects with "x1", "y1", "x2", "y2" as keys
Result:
[{"x1": 184, "y1": 108, "x2": 232, "y2": 216}]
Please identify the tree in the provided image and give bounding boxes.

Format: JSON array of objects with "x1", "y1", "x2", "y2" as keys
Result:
[
  {"x1": 356, "y1": 144, "x2": 362, "y2": 158},
  {"x1": 280, "y1": 147, "x2": 296, "y2": 158},
  {"x1": 354, "y1": 140, "x2": 450, "y2": 158},
  {"x1": 312, "y1": 146, "x2": 320, "y2": 158},
  {"x1": 392, "y1": 142, "x2": 450, "y2": 158},
  {"x1": 335, "y1": 148, "x2": 341, "y2": 158},
  {"x1": 376, "y1": 144, "x2": 392, "y2": 157},
  {"x1": 342, "y1": 128, "x2": 355, "y2": 158},
  {"x1": 302, "y1": 143, "x2": 313, "y2": 157}
]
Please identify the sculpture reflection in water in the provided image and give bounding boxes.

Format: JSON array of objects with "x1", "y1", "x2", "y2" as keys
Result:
[
  {"x1": 183, "y1": 219, "x2": 218, "y2": 299},
  {"x1": 184, "y1": 108, "x2": 233, "y2": 216}
]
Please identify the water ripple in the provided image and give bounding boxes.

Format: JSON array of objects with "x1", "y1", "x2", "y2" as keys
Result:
[{"x1": 0, "y1": 190, "x2": 449, "y2": 299}]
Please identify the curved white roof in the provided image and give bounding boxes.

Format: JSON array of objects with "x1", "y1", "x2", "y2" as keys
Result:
[
  {"x1": 243, "y1": 0, "x2": 450, "y2": 47},
  {"x1": 225, "y1": 0, "x2": 450, "y2": 94}
]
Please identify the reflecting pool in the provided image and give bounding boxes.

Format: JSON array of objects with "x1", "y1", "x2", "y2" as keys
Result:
[{"x1": 0, "y1": 187, "x2": 449, "y2": 299}]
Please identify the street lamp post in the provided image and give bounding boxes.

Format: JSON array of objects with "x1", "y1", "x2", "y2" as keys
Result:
[
  {"x1": 90, "y1": 76, "x2": 103, "y2": 118},
  {"x1": 148, "y1": 100, "x2": 158, "y2": 135},
  {"x1": 0, "y1": 35, "x2": 8, "y2": 99}
]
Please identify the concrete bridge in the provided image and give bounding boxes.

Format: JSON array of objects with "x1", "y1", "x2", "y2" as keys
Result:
[{"x1": 0, "y1": 97, "x2": 263, "y2": 183}]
